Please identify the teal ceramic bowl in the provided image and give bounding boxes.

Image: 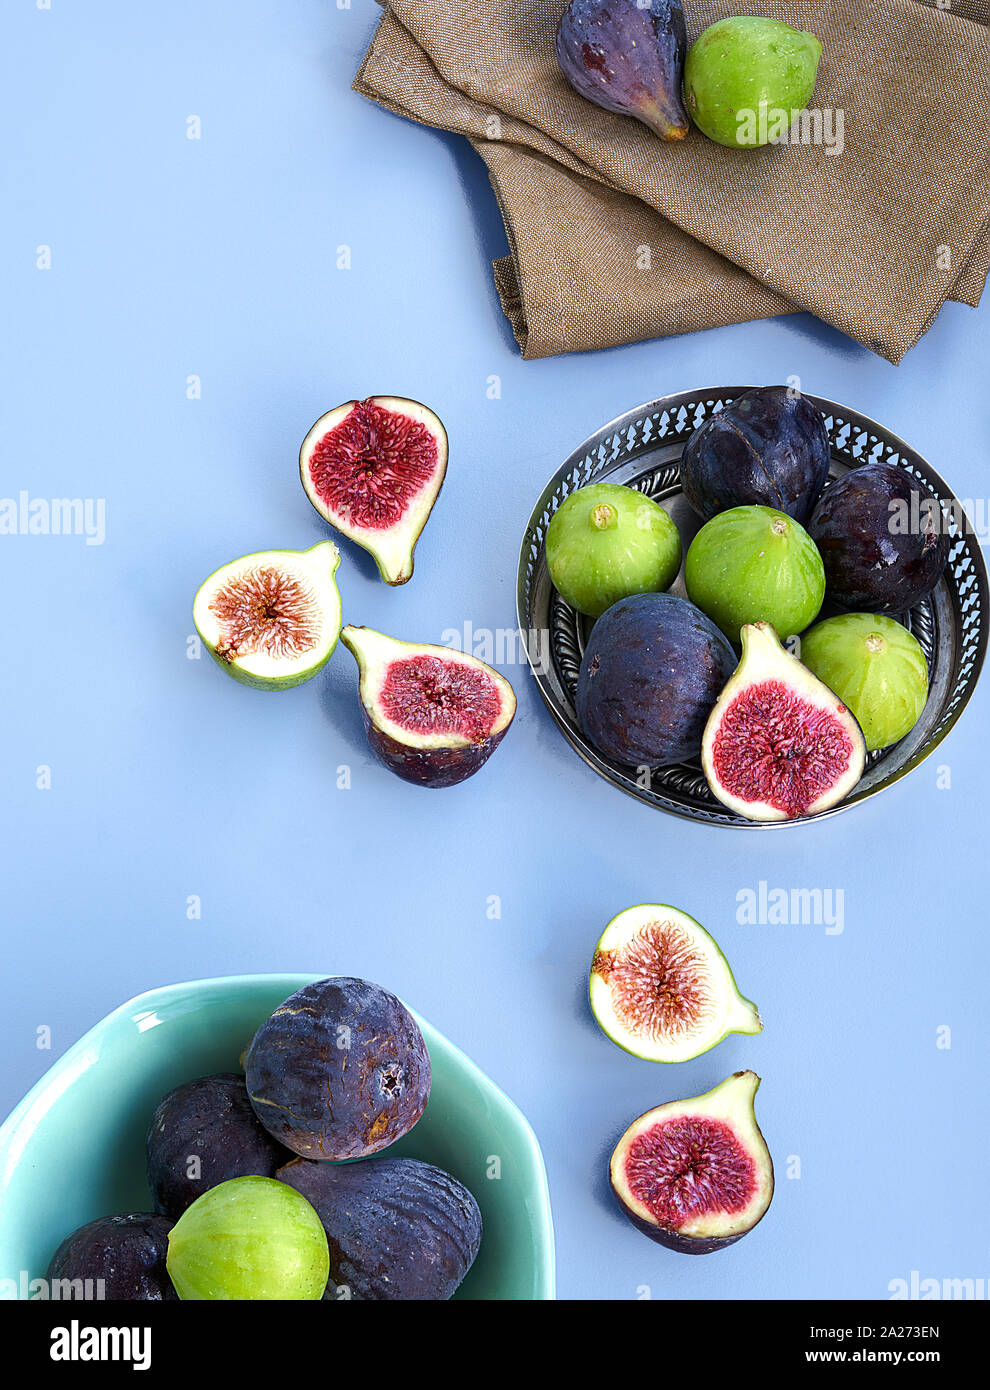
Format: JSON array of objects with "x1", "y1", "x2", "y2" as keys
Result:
[{"x1": 0, "y1": 974, "x2": 555, "y2": 1300}]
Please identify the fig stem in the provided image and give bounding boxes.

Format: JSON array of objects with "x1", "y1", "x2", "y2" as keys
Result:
[
  {"x1": 865, "y1": 634, "x2": 886, "y2": 652},
  {"x1": 590, "y1": 503, "x2": 618, "y2": 531}
]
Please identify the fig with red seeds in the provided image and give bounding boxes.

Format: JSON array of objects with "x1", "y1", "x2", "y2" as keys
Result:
[
  {"x1": 702, "y1": 621, "x2": 866, "y2": 821},
  {"x1": 590, "y1": 904, "x2": 761, "y2": 1062},
  {"x1": 299, "y1": 396, "x2": 447, "y2": 585},
  {"x1": 340, "y1": 625, "x2": 516, "y2": 788},
  {"x1": 610, "y1": 1071, "x2": 774, "y2": 1254},
  {"x1": 193, "y1": 541, "x2": 342, "y2": 690}
]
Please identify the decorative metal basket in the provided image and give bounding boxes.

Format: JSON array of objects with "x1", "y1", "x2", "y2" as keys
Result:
[{"x1": 516, "y1": 388, "x2": 987, "y2": 826}]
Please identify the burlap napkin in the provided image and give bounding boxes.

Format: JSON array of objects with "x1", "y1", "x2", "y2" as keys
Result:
[{"x1": 355, "y1": 0, "x2": 990, "y2": 361}]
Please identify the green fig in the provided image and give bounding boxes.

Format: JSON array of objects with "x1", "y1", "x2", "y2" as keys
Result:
[
  {"x1": 166, "y1": 1177, "x2": 329, "y2": 1300},
  {"x1": 546, "y1": 483, "x2": 682, "y2": 619},
  {"x1": 684, "y1": 505, "x2": 825, "y2": 643},
  {"x1": 799, "y1": 613, "x2": 929, "y2": 752},
  {"x1": 684, "y1": 17, "x2": 822, "y2": 149}
]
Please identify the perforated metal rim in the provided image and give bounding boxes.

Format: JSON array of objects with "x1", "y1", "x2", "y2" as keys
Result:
[{"x1": 516, "y1": 388, "x2": 988, "y2": 827}]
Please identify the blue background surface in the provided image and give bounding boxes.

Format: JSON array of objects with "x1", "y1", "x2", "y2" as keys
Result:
[{"x1": 2, "y1": 0, "x2": 988, "y2": 1300}]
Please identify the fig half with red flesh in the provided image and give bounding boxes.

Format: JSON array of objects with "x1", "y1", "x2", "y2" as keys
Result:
[
  {"x1": 340, "y1": 625, "x2": 516, "y2": 788},
  {"x1": 300, "y1": 397, "x2": 447, "y2": 585},
  {"x1": 702, "y1": 621, "x2": 866, "y2": 821},
  {"x1": 610, "y1": 1071, "x2": 774, "y2": 1254}
]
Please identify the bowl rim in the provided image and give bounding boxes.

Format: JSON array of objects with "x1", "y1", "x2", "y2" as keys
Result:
[
  {"x1": 516, "y1": 385, "x2": 988, "y2": 827},
  {"x1": 0, "y1": 972, "x2": 556, "y2": 1301}
]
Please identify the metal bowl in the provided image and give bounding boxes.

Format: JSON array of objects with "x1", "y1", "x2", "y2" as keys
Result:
[{"x1": 516, "y1": 387, "x2": 988, "y2": 826}]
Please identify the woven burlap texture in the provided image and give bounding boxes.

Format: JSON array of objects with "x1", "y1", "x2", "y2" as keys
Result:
[{"x1": 355, "y1": 0, "x2": 990, "y2": 361}]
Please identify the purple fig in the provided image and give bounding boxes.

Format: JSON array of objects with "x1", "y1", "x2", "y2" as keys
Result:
[{"x1": 555, "y1": 0, "x2": 689, "y2": 142}]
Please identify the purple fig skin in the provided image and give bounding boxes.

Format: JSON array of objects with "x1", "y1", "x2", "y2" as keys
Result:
[
  {"x1": 278, "y1": 1156, "x2": 482, "y2": 1301},
  {"x1": 146, "y1": 1073, "x2": 291, "y2": 1219},
  {"x1": 681, "y1": 386, "x2": 831, "y2": 523},
  {"x1": 246, "y1": 978, "x2": 431, "y2": 1162},
  {"x1": 609, "y1": 1173, "x2": 774, "y2": 1254},
  {"x1": 555, "y1": 0, "x2": 690, "y2": 141},
  {"x1": 46, "y1": 1214, "x2": 178, "y2": 1300},
  {"x1": 808, "y1": 463, "x2": 950, "y2": 614},
  {"x1": 361, "y1": 707, "x2": 513, "y2": 789},
  {"x1": 577, "y1": 593, "x2": 736, "y2": 767}
]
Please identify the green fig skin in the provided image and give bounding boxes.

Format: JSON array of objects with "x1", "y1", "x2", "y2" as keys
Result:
[
  {"x1": 799, "y1": 613, "x2": 929, "y2": 752},
  {"x1": 685, "y1": 506, "x2": 825, "y2": 643},
  {"x1": 684, "y1": 18, "x2": 822, "y2": 149},
  {"x1": 546, "y1": 483, "x2": 682, "y2": 619},
  {"x1": 165, "y1": 1177, "x2": 329, "y2": 1301}
]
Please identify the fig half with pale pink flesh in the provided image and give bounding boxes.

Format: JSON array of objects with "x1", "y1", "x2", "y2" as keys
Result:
[
  {"x1": 702, "y1": 621, "x2": 866, "y2": 821},
  {"x1": 300, "y1": 397, "x2": 447, "y2": 585},
  {"x1": 193, "y1": 541, "x2": 342, "y2": 691},
  {"x1": 590, "y1": 905, "x2": 761, "y2": 1062},
  {"x1": 610, "y1": 1071, "x2": 774, "y2": 1254},
  {"x1": 340, "y1": 626, "x2": 516, "y2": 788}
]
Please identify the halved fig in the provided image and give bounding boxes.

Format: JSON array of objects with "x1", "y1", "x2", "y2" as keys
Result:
[
  {"x1": 610, "y1": 1071, "x2": 774, "y2": 1254},
  {"x1": 299, "y1": 397, "x2": 447, "y2": 585},
  {"x1": 702, "y1": 621, "x2": 866, "y2": 821},
  {"x1": 340, "y1": 625, "x2": 516, "y2": 788},
  {"x1": 193, "y1": 541, "x2": 342, "y2": 690},
  {"x1": 590, "y1": 905, "x2": 761, "y2": 1062}
]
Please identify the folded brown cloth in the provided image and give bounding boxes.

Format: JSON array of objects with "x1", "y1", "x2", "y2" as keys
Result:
[{"x1": 355, "y1": 0, "x2": 990, "y2": 361}]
